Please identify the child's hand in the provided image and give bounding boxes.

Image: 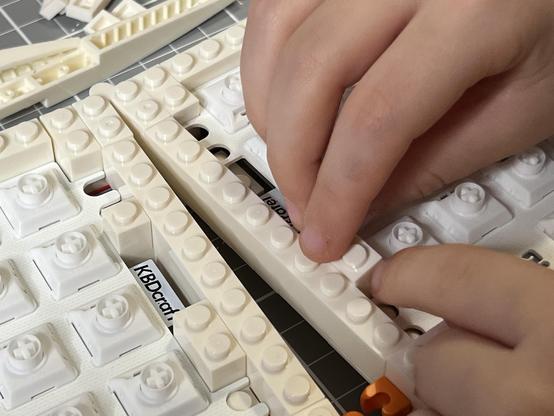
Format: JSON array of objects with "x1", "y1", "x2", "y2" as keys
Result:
[
  {"x1": 358, "y1": 245, "x2": 554, "y2": 416},
  {"x1": 241, "y1": 0, "x2": 554, "y2": 262}
]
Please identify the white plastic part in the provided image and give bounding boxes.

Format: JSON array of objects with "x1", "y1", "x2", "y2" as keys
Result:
[
  {"x1": 111, "y1": 0, "x2": 146, "y2": 19},
  {"x1": 174, "y1": 301, "x2": 246, "y2": 392},
  {"x1": 294, "y1": 399, "x2": 340, "y2": 416},
  {"x1": 0, "y1": 166, "x2": 80, "y2": 238},
  {"x1": 423, "y1": 182, "x2": 513, "y2": 243},
  {"x1": 0, "y1": 119, "x2": 54, "y2": 182},
  {"x1": 83, "y1": 10, "x2": 121, "y2": 35},
  {"x1": 369, "y1": 216, "x2": 440, "y2": 257},
  {"x1": 30, "y1": 227, "x2": 120, "y2": 300},
  {"x1": 65, "y1": 0, "x2": 113, "y2": 22},
  {"x1": 331, "y1": 238, "x2": 381, "y2": 284},
  {"x1": 0, "y1": 325, "x2": 78, "y2": 410},
  {"x1": 68, "y1": 286, "x2": 162, "y2": 367},
  {"x1": 227, "y1": 390, "x2": 257, "y2": 411},
  {"x1": 109, "y1": 351, "x2": 209, "y2": 416},
  {"x1": 102, "y1": 198, "x2": 154, "y2": 264},
  {"x1": 40, "y1": 393, "x2": 99, "y2": 416},
  {"x1": 0, "y1": 260, "x2": 36, "y2": 326},
  {"x1": 40, "y1": 0, "x2": 68, "y2": 20}
]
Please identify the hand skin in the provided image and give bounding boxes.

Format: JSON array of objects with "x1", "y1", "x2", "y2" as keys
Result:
[
  {"x1": 241, "y1": 0, "x2": 554, "y2": 262},
  {"x1": 357, "y1": 245, "x2": 554, "y2": 416}
]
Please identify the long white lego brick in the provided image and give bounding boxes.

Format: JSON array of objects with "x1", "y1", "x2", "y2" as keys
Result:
[
  {"x1": 161, "y1": 20, "x2": 246, "y2": 89},
  {"x1": 65, "y1": 0, "x2": 112, "y2": 22},
  {"x1": 39, "y1": 107, "x2": 103, "y2": 181},
  {"x1": 134, "y1": 117, "x2": 410, "y2": 382},
  {"x1": 0, "y1": 39, "x2": 80, "y2": 73},
  {"x1": 174, "y1": 300, "x2": 246, "y2": 392},
  {"x1": 0, "y1": 0, "x2": 232, "y2": 120},
  {"x1": 98, "y1": 136, "x2": 325, "y2": 415},
  {"x1": 0, "y1": 118, "x2": 54, "y2": 182}
]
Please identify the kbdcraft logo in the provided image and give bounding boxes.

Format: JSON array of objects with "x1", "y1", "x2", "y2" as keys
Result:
[{"x1": 130, "y1": 260, "x2": 185, "y2": 327}]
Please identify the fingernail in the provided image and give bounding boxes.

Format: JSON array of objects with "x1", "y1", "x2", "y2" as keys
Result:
[
  {"x1": 370, "y1": 261, "x2": 385, "y2": 294},
  {"x1": 285, "y1": 199, "x2": 302, "y2": 229},
  {"x1": 300, "y1": 227, "x2": 327, "y2": 256}
]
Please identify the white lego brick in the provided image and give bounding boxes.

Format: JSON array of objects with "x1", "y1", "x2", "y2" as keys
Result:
[
  {"x1": 174, "y1": 301, "x2": 246, "y2": 392},
  {"x1": 39, "y1": 0, "x2": 67, "y2": 20},
  {"x1": 0, "y1": 166, "x2": 80, "y2": 238},
  {"x1": 109, "y1": 350, "x2": 209, "y2": 416},
  {"x1": 197, "y1": 68, "x2": 249, "y2": 133},
  {"x1": 40, "y1": 393, "x2": 100, "y2": 416},
  {"x1": 0, "y1": 260, "x2": 36, "y2": 325},
  {"x1": 130, "y1": 260, "x2": 185, "y2": 327},
  {"x1": 84, "y1": 10, "x2": 121, "y2": 35},
  {"x1": 484, "y1": 147, "x2": 554, "y2": 208},
  {"x1": 294, "y1": 399, "x2": 339, "y2": 416},
  {"x1": 422, "y1": 181, "x2": 513, "y2": 243},
  {"x1": 369, "y1": 216, "x2": 440, "y2": 257},
  {"x1": 162, "y1": 21, "x2": 245, "y2": 89},
  {"x1": 0, "y1": 324, "x2": 78, "y2": 410},
  {"x1": 132, "y1": 119, "x2": 412, "y2": 386},
  {"x1": 73, "y1": 94, "x2": 135, "y2": 148},
  {"x1": 30, "y1": 227, "x2": 120, "y2": 300},
  {"x1": 40, "y1": 107, "x2": 103, "y2": 181},
  {"x1": 111, "y1": 0, "x2": 146, "y2": 19},
  {"x1": 68, "y1": 285, "x2": 163, "y2": 367},
  {"x1": 65, "y1": 0, "x2": 111, "y2": 22},
  {"x1": 331, "y1": 237, "x2": 381, "y2": 284},
  {"x1": 101, "y1": 198, "x2": 154, "y2": 264},
  {"x1": 0, "y1": 119, "x2": 54, "y2": 182}
]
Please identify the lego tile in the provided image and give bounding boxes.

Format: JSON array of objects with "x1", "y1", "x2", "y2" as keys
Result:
[
  {"x1": 281, "y1": 321, "x2": 333, "y2": 366},
  {"x1": 53, "y1": 13, "x2": 87, "y2": 33},
  {"x1": 142, "y1": 50, "x2": 177, "y2": 68},
  {"x1": 226, "y1": 0, "x2": 249, "y2": 21},
  {"x1": 258, "y1": 293, "x2": 304, "y2": 333},
  {"x1": 20, "y1": 19, "x2": 66, "y2": 43},
  {"x1": 213, "y1": 238, "x2": 245, "y2": 270},
  {"x1": 0, "y1": 12, "x2": 12, "y2": 34},
  {"x1": 109, "y1": 64, "x2": 145, "y2": 85},
  {"x1": 310, "y1": 351, "x2": 366, "y2": 399},
  {"x1": 169, "y1": 27, "x2": 205, "y2": 51},
  {"x1": 234, "y1": 264, "x2": 273, "y2": 300},
  {"x1": 3, "y1": 0, "x2": 42, "y2": 26},
  {"x1": 0, "y1": 30, "x2": 26, "y2": 49},
  {"x1": 141, "y1": 45, "x2": 175, "y2": 65},
  {"x1": 199, "y1": 10, "x2": 235, "y2": 36}
]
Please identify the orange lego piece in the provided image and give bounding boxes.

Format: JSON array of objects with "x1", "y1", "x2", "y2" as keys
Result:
[{"x1": 343, "y1": 377, "x2": 412, "y2": 416}]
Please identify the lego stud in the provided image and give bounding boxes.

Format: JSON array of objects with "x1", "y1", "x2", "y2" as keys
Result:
[
  {"x1": 139, "y1": 362, "x2": 176, "y2": 403},
  {"x1": 112, "y1": 140, "x2": 138, "y2": 163},
  {"x1": 205, "y1": 333, "x2": 232, "y2": 361},
  {"x1": 136, "y1": 99, "x2": 161, "y2": 122},
  {"x1": 96, "y1": 294, "x2": 131, "y2": 331},
  {"x1": 201, "y1": 261, "x2": 227, "y2": 287},
  {"x1": 178, "y1": 141, "x2": 202, "y2": 163},
  {"x1": 185, "y1": 303, "x2": 212, "y2": 331},
  {"x1": 50, "y1": 108, "x2": 75, "y2": 130},
  {"x1": 221, "y1": 288, "x2": 248, "y2": 315},
  {"x1": 342, "y1": 243, "x2": 368, "y2": 270},
  {"x1": 129, "y1": 163, "x2": 155, "y2": 186},
  {"x1": 513, "y1": 147, "x2": 546, "y2": 176},
  {"x1": 66, "y1": 130, "x2": 91, "y2": 153},
  {"x1": 163, "y1": 210, "x2": 189, "y2": 235},
  {"x1": 98, "y1": 116, "x2": 123, "y2": 139},
  {"x1": 225, "y1": 26, "x2": 245, "y2": 47},
  {"x1": 155, "y1": 119, "x2": 180, "y2": 143},
  {"x1": 261, "y1": 344, "x2": 289, "y2": 373},
  {"x1": 199, "y1": 39, "x2": 221, "y2": 60},
  {"x1": 111, "y1": 200, "x2": 139, "y2": 226},
  {"x1": 240, "y1": 316, "x2": 268, "y2": 344},
  {"x1": 55, "y1": 231, "x2": 90, "y2": 267},
  {"x1": 320, "y1": 273, "x2": 346, "y2": 298},
  {"x1": 227, "y1": 391, "x2": 255, "y2": 411},
  {"x1": 450, "y1": 182, "x2": 486, "y2": 215},
  {"x1": 145, "y1": 186, "x2": 172, "y2": 210},
  {"x1": 14, "y1": 121, "x2": 39, "y2": 144},
  {"x1": 221, "y1": 73, "x2": 243, "y2": 106},
  {"x1": 283, "y1": 375, "x2": 311, "y2": 405},
  {"x1": 7, "y1": 334, "x2": 44, "y2": 373},
  {"x1": 390, "y1": 221, "x2": 423, "y2": 251},
  {"x1": 52, "y1": 406, "x2": 83, "y2": 416},
  {"x1": 245, "y1": 203, "x2": 271, "y2": 226},
  {"x1": 223, "y1": 182, "x2": 247, "y2": 205},
  {"x1": 115, "y1": 80, "x2": 139, "y2": 102},
  {"x1": 352, "y1": 377, "x2": 413, "y2": 416},
  {"x1": 199, "y1": 161, "x2": 224, "y2": 184},
  {"x1": 164, "y1": 86, "x2": 188, "y2": 108},
  {"x1": 171, "y1": 53, "x2": 195, "y2": 75},
  {"x1": 144, "y1": 67, "x2": 167, "y2": 89},
  {"x1": 181, "y1": 235, "x2": 208, "y2": 261},
  {"x1": 17, "y1": 173, "x2": 51, "y2": 208},
  {"x1": 373, "y1": 322, "x2": 402, "y2": 350},
  {"x1": 270, "y1": 226, "x2": 295, "y2": 249},
  {"x1": 294, "y1": 253, "x2": 319, "y2": 273},
  {"x1": 82, "y1": 95, "x2": 107, "y2": 117},
  {"x1": 346, "y1": 298, "x2": 374, "y2": 324}
]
